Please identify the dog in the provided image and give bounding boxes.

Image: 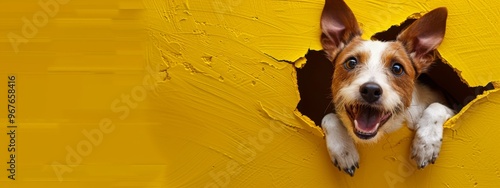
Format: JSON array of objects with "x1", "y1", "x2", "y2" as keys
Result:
[{"x1": 320, "y1": 0, "x2": 455, "y2": 176}]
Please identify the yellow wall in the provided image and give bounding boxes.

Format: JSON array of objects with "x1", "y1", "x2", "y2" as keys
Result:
[{"x1": 1, "y1": 0, "x2": 499, "y2": 187}]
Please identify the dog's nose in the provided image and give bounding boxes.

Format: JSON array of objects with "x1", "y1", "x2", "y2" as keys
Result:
[{"x1": 359, "y1": 82, "x2": 382, "y2": 103}]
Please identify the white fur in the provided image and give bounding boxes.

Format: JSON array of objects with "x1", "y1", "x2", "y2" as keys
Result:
[
  {"x1": 410, "y1": 102, "x2": 454, "y2": 168},
  {"x1": 405, "y1": 84, "x2": 447, "y2": 129},
  {"x1": 322, "y1": 113, "x2": 359, "y2": 173}
]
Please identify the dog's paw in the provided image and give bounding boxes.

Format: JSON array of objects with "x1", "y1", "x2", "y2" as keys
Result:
[
  {"x1": 327, "y1": 142, "x2": 360, "y2": 176},
  {"x1": 410, "y1": 103, "x2": 450, "y2": 169},
  {"x1": 411, "y1": 128, "x2": 442, "y2": 169},
  {"x1": 322, "y1": 113, "x2": 360, "y2": 176}
]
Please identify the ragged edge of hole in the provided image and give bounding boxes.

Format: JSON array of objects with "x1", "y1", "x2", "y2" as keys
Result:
[{"x1": 293, "y1": 50, "x2": 334, "y2": 128}]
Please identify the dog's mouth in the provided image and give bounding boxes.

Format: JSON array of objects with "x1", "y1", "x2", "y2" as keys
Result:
[{"x1": 345, "y1": 104, "x2": 392, "y2": 140}]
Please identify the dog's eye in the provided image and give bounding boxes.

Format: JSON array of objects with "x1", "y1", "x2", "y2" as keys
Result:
[
  {"x1": 344, "y1": 57, "x2": 358, "y2": 70},
  {"x1": 391, "y1": 63, "x2": 404, "y2": 75}
]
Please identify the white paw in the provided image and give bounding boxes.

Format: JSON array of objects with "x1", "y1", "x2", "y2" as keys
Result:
[
  {"x1": 326, "y1": 138, "x2": 360, "y2": 176},
  {"x1": 322, "y1": 113, "x2": 359, "y2": 176},
  {"x1": 411, "y1": 103, "x2": 449, "y2": 169},
  {"x1": 411, "y1": 129, "x2": 442, "y2": 169}
]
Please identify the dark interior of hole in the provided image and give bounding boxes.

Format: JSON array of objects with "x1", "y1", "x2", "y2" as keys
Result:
[
  {"x1": 296, "y1": 50, "x2": 334, "y2": 126},
  {"x1": 296, "y1": 19, "x2": 494, "y2": 126}
]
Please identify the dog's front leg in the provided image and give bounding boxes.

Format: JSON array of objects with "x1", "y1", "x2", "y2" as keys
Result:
[
  {"x1": 411, "y1": 103, "x2": 454, "y2": 169},
  {"x1": 322, "y1": 113, "x2": 359, "y2": 176}
]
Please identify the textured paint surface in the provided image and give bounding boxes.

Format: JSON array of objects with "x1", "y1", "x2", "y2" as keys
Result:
[{"x1": 1, "y1": 0, "x2": 499, "y2": 187}]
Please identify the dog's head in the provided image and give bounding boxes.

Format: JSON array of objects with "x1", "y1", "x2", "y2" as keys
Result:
[{"x1": 321, "y1": 0, "x2": 447, "y2": 142}]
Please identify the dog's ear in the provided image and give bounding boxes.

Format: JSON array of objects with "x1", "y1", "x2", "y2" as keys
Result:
[
  {"x1": 397, "y1": 7, "x2": 447, "y2": 73},
  {"x1": 321, "y1": 0, "x2": 361, "y2": 58}
]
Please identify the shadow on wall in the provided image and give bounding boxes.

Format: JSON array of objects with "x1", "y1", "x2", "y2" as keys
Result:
[{"x1": 295, "y1": 18, "x2": 494, "y2": 126}]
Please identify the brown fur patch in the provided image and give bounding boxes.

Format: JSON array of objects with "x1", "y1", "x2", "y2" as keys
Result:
[
  {"x1": 396, "y1": 8, "x2": 447, "y2": 74},
  {"x1": 330, "y1": 37, "x2": 364, "y2": 102},
  {"x1": 321, "y1": 0, "x2": 362, "y2": 59},
  {"x1": 382, "y1": 42, "x2": 417, "y2": 107}
]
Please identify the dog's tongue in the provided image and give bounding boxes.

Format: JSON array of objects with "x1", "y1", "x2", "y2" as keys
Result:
[{"x1": 355, "y1": 107, "x2": 382, "y2": 133}]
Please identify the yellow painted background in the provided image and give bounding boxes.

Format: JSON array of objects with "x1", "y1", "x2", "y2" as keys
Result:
[{"x1": 0, "y1": 0, "x2": 499, "y2": 187}]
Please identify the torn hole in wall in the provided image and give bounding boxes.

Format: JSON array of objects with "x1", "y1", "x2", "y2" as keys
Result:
[
  {"x1": 295, "y1": 18, "x2": 495, "y2": 126},
  {"x1": 295, "y1": 50, "x2": 334, "y2": 126}
]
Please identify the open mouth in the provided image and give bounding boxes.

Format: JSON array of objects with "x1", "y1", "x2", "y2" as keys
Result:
[{"x1": 346, "y1": 104, "x2": 392, "y2": 140}]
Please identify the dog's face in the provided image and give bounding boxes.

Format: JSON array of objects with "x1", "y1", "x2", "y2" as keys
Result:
[
  {"x1": 321, "y1": 0, "x2": 447, "y2": 142},
  {"x1": 331, "y1": 39, "x2": 417, "y2": 141}
]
